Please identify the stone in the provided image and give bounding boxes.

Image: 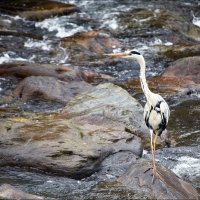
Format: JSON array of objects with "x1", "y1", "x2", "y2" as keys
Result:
[
  {"x1": 162, "y1": 56, "x2": 200, "y2": 83},
  {"x1": 14, "y1": 76, "x2": 92, "y2": 103},
  {"x1": 0, "y1": 61, "x2": 113, "y2": 83},
  {"x1": 118, "y1": 159, "x2": 199, "y2": 200},
  {"x1": 163, "y1": 44, "x2": 200, "y2": 60},
  {"x1": 118, "y1": 8, "x2": 200, "y2": 41},
  {"x1": 61, "y1": 31, "x2": 121, "y2": 63},
  {"x1": 0, "y1": 184, "x2": 43, "y2": 200},
  {"x1": 63, "y1": 83, "x2": 149, "y2": 142},
  {"x1": 0, "y1": 83, "x2": 145, "y2": 179},
  {"x1": 128, "y1": 56, "x2": 200, "y2": 98},
  {"x1": 0, "y1": 0, "x2": 79, "y2": 21}
]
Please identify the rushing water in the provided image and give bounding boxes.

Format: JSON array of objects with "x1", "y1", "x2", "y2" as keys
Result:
[{"x1": 0, "y1": 0, "x2": 200, "y2": 198}]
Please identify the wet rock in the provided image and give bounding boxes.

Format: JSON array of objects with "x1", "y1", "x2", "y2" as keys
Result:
[
  {"x1": 14, "y1": 76, "x2": 92, "y2": 103},
  {"x1": 0, "y1": 184, "x2": 43, "y2": 200},
  {"x1": 163, "y1": 44, "x2": 200, "y2": 60},
  {"x1": 128, "y1": 56, "x2": 200, "y2": 98},
  {"x1": 0, "y1": 0, "x2": 79, "y2": 21},
  {"x1": 118, "y1": 159, "x2": 199, "y2": 199},
  {"x1": 0, "y1": 62, "x2": 81, "y2": 81},
  {"x1": 118, "y1": 8, "x2": 200, "y2": 41},
  {"x1": 0, "y1": 61, "x2": 113, "y2": 83},
  {"x1": 156, "y1": 146, "x2": 200, "y2": 192},
  {"x1": 61, "y1": 31, "x2": 121, "y2": 63},
  {"x1": 63, "y1": 83, "x2": 149, "y2": 142},
  {"x1": 162, "y1": 56, "x2": 200, "y2": 83},
  {"x1": 0, "y1": 83, "x2": 145, "y2": 179}
]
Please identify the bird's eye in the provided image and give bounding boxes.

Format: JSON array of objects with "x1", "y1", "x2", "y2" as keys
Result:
[{"x1": 130, "y1": 51, "x2": 141, "y2": 55}]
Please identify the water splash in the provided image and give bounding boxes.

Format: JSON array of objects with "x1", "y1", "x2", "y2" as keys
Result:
[
  {"x1": 24, "y1": 38, "x2": 52, "y2": 51},
  {"x1": 35, "y1": 16, "x2": 91, "y2": 38}
]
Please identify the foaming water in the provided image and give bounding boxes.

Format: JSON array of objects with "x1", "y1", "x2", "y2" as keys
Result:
[
  {"x1": 24, "y1": 38, "x2": 52, "y2": 51},
  {"x1": 35, "y1": 15, "x2": 91, "y2": 38},
  {"x1": 0, "y1": 52, "x2": 29, "y2": 64}
]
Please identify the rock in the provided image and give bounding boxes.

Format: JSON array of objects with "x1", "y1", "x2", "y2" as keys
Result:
[
  {"x1": 0, "y1": 61, "x2": 113, "y2": 84},
  {"x1": 63, "y1": 83, "x2": 149, "y2": 142},
  {"x1": 118, "y1": 8, "x2": 200, "y2": 41},
  {"x1": 118, "y1": 159, "x2": 199, "y2": 200},
  {"x1": 0, "y1": 184, "x2": 43, "y2": 200},
  {"x1": 61, "y1": 31, "x2": 121, "y2": 63},
  {"x1": 14, "y1": 76, "x2": 92, "y2": 103},
  {"x1": 162, "y1": 56, "x2": 200, "y2": 83},
  {"x1": 0, "y1": 83, "x2": 145, "y2": 179},
  {"x1": 0, "y1": 0, "x2": 79, "y2": 21},
  {"x1": 163, "y1": 44, "x2": 200, "y2": 60},
  {"x1": 128, "y1": 56, "x2": 200, "y2": 98},
  {"x1": 156, "y1": 146, "x2": 200, "y2": 192},
  {"x1": 0, "y1": 62, "x2": 82, "y2": 81}
]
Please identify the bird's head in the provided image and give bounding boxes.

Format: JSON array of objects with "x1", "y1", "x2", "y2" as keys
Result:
[{"x1": 104, "y1": 49, "x2": 143, "y2": 60}]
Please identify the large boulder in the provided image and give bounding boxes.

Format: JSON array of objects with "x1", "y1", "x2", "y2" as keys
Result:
[
  {"x1": 0, "y1": 83, "x2": 146, "y2": 179},
  {"x1": 0, "y1": 0, "x2": 79, "y2": 21},
  {"x1": 14, "y1": 76, "x2": 92, "y2": 103},
  {"x1": 162, "y1": 56, "x2": 200, "y2": 83},
  {"x1": 61, "y1": 31, "x2": 121, "y2": 63},
  {"x1": 128, "y1": 56, "x2": 200, "y2": 98}
]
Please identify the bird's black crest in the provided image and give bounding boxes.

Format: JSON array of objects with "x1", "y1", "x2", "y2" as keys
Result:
[{"x1": 130, "y1": 50, "x2": 141, "y2": 55}]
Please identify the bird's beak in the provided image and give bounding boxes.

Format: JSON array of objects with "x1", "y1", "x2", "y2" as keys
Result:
[{"x1": 104, "y1": 52, "x2": 129, "y2": 57}]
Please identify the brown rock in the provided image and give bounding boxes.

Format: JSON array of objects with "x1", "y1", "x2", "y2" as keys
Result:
[
  {"x1": 0, "y1": 184, "x2": 43, "y2": 200},
  {"x1": 162, "y1": 56, "x2": 200, "y2": 83},
  {"x1": 118, "y1": 159, "x2": 199, "y2": 199},
  {"x1": 128, "y1": 56, "x2": 200, "y2": 97},
  {"x1": 0, "y1": 0, "x2": 79, "y2": 21},
  {"x1": 61, "y1": 31, "x2": 121, "y2": 63},
  {"x1": 0, "y1": 61, "x2": 113, "y2": 84}
]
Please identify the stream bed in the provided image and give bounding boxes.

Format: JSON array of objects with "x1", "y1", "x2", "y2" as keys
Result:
[{"x1": 0, "y1": 0, "x2": 199, "y2": 199}]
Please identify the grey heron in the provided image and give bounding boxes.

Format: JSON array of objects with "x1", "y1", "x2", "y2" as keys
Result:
[{"x1": 105, "y1": 50, "x2": 170, "y2": 182}]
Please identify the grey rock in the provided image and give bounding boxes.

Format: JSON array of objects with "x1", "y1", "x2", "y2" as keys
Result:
[
  {"x1": 14, "y1": 76, "x2": 92, "y2": 103},
  {"x1": 0, "y1": 83, "x2": 145, "y2": 179}
]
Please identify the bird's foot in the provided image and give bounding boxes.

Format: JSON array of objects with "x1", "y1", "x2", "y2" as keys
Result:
[{"x1": 151, "y1": 168, "x2": 157, "y2": 184}]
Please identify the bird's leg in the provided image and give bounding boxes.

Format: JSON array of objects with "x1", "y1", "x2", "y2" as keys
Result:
[
  {"x1": 150, "y1": 130, "x2": 156, "y2": 182},
  {"x1": 152, "y1": 131, "x2": 159, "y2": 183}
]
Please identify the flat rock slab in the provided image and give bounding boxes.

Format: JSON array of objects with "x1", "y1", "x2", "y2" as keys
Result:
[
  {"x1": 0, "y1": 83, "x2": 146, "y2": 179},
  {"x1": 0, "y1": 0, "x2": 79, "y2": 21}
]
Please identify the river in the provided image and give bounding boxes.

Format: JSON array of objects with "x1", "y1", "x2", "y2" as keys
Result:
[{"x1": 0, "y1": 0, "x2": 199, "y2": 198}]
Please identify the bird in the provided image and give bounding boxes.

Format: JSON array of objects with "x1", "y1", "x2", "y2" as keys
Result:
[{"x1": 105, "y1": 50, "x2": 170, "y2": 182}]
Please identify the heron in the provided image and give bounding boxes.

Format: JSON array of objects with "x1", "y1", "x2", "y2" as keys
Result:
[{"x1": 105, "y1": 50, "x2": 170, "y2": 182}]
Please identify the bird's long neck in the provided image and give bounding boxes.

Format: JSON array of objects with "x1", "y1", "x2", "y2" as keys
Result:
[{"x1": 137, "y1": 56, "x2": 152, "y2": 102}]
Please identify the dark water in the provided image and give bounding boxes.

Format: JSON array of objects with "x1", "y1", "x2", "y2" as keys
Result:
[{"x1": 0, "y1": 0, "x2": 199, "y2": 198}]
